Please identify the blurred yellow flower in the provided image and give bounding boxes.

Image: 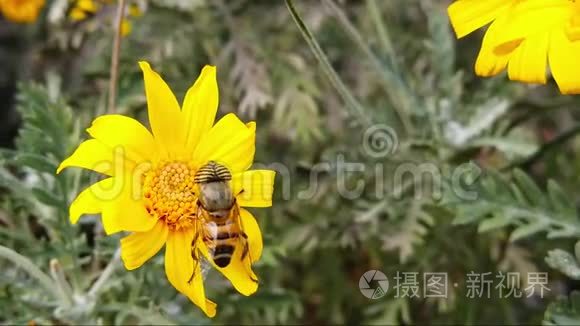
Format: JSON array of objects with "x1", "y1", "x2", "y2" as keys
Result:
[
  {"x1": 68, "y1": 0, "x2": 97, "y2": 21},
  {"x1": 448, "y1": 0, "x2": 580, "y2": 94},
  {"x1": 69, "y1": 0, "x2": 141, "y2": 36},
  {"x1": 57, "y1": 61, "x2": 275, "y2": 317},
  {"x1": 0, "y1": 0, "x2": 44, "y2": 23}
]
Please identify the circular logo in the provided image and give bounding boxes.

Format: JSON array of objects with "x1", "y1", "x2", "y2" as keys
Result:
[
  {"x1": 359, "y1": 270, "x2": 389, "y2": 299},
  {"x1": 362, "y1": 124, "x2": 398, "y2": 159}
]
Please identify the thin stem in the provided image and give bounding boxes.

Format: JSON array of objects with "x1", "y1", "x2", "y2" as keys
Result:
[
  {"x1": 49, "y1": 259, "x2": 74, "y2": 306},
  {"x1": 366, "y1": 0, "x2": 396, "y2": 68},
  {"x1": 323, "y1": 0, "x2": 413, "y2": 134},
  {"x1": 503, "y1": 124, "x2": 580, "y2": 171},
  {"x1": 108, "y1": 0, "x2": 127, "y2": 114},
  {"x1": 285, "y1": 0, "x2": 371, "y2": 127},
  {"x1": 88, "y1": 248, "x2": 121, "y2": 298}
]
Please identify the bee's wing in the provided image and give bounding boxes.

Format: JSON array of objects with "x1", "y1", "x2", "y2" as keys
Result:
[
  {"x1": 199, "y1": 255, "x2": 213, "y2": 281},
  {"x1": 232, "y1": 204, "x2": 258, "y2": 283},
  {"x1": 196, "y1": 204, "x2": 215, "y2": 281}
]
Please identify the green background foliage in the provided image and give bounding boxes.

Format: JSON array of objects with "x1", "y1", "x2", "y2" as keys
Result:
[{"x1": 1, "y1": 0, "x2": 580, "y2": 324}]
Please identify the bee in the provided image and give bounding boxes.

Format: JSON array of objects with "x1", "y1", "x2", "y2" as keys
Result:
[{"x1": 188, "y1": 161, "x2": 256, "y2": 283}]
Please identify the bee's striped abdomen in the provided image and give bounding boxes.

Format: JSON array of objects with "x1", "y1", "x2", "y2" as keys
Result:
[
  {"x1": 213, "y1": 245, "x2": 234, "y2": 267},
  {"x1": 202, "y1": 218, "x2": 239, "y2": 268},
  {"x1": 194, "y1": 161, "x2": 232, "y2": 184}
]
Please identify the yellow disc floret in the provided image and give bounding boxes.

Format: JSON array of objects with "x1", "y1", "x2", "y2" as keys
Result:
[{"x1": 142, "y1": 161, "x2": 198, "y2": 230}]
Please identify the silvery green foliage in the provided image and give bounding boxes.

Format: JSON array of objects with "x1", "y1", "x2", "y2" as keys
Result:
[
  {"x1": 2, "y1": 0, "x2": 580, "y2": 324},
  {"x1": 545, "y1": 291, "x2": 580, "y2": 326},
  {"x1": 449, "y1": 170, "x2": 580, "y2": 241},
  {"x1": 546, "y1": 249, "x2": 580, "y2": 280}
]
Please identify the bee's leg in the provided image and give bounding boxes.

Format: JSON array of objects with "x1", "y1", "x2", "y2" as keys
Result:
[
  {"x1": 241, "y1": 237, "x2": 258, "y2": 283},
  {"x1": 232, "y1": 204, "x2": 258, "y2": 283},
  {"x1": 240, "y1": 231, "x2": 250, "y2": 260},
  {"x1": 235, "y1": 205, "x2": 252, "y2": 262},
  {"x1": 191, "y1": 228, "x2": 199, "y2": 247},
  {"x1": 188, "y1": 254, "x2": 199, "y2": 284},
  {"x1": 240, "y1": 232, "x2": 249, "y2": 260},
  {"x1": 188, "y1": 232, "x2": 200, "y2": 284},
  {"x1": 240, "y1": 231, "x2": 258, "y2": 283}
]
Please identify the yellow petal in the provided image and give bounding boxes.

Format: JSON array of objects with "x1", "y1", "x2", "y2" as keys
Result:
[
  {"x1": 549, "y1": 29, "x2": 580, "y2": 94},
  {"x1": 0, "y1": 0, "x2": 45, "y2": 23},
  {"x1": 138, "y1": 61, "x2": 185, "y2": 159},
  {"x1": 69, "y1": 8, "x2": 88, "y2": 21},
  {"x1": 246, "y1": 121, "x2": 256, "y2": 134},
  {"x1": 76, "y1": 0, "x2": 98, "y2": 12},
  {"x1": 182, "y1": 65, "x2": 219, "y2": 157},
  {"x1": 100, "y1": 181, "x2": 157, "y2": 235},
  {"x1": 69, "y1": 178, "x2": 114, "y2": 224},
  {"x1": 507, "y1": 33, "x2": 549, "y2": 84},
  {"x1": 192, "y1": 113, "x2": 255, "y2": 173},
  {"x1": 232, "y1": 170, "x2": 276, "y2": 207},
  {"x1": 492, "y1": 0, "x2": 570, "y2": 48},
  {"x1": 475, "y1": 14, "x2": 518, "y2": 77},
  {"x1": 86, "y1": 114, "x2": 157, "y2": 164},
  {"x1": 121, "y1": 220, "x2": 168, "y2": 270},
  {"x1": 57, "y1": 139, "x2": 135, "y2": 176},
  {"x1": 200, "y1": 208, "x2": 262, "y2": 296},
  {"x1": 165, "y1": 229, "x2": 217, "y2": 318},
  {"x1": 447, "y1": 0, "x2": 512, "y2": 38}
]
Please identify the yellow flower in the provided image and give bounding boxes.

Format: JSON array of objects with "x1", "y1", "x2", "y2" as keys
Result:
[
  {"x1": 448, "y1": 0, "x2": 580, "y2": 94},
  {"x1": 68, "y1": 0, "x2": 98, "y2": 21},
  {"x1": 0, "y1": 0, "x2": 45, "y2": 23},
  {"x1": 57, "y1": 61, "x2": 276, "y2": 317},
  {"x1": 69, "y1": 0, "x2": 140, "y2": 36}
]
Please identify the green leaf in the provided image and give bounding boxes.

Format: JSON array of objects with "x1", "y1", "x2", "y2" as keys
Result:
[
  {"x1": 509, "y1": 183, "x2": 528, "y2": 205},
  {"x1": 426, "y1": 5, "x2": 454, "y2": 82},
  {"x1": 509, "y1": 222, "x2": 547, "y2": 242},
  {"x1": 478, "y1": 215, "x2": 512, "y2": 233},
  {"x1": 547, "y1": 228, "x2": 580, "y2": 239},
  {"x1": 31, "y1": 187, "x2": 62, "y2": 207},
  {"x1": 512, "y1": 169, "x2": 545, "y2": 206},
  {"x1": 471, "y1": 137, "x2": 538, "y2": 158},
  {"x1": 547, "y1": 180, "x2": 577, "y2": 218},
  {"x1": 545, "y1": 291, "x2": 580, "y2": 325},
  {"x1": 12, "y1": 153, "x2": 58, "y2": 174},
  {"x1": 452, "y1": 204, "x2": 494, "y2": 225},
  {"x1": 545, "y1": 249, "x2": 580, "y2": 280}
]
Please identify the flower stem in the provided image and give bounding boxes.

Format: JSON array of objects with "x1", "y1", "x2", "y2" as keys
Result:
[
  {"x1": 285, "y1": 0, "x2": 371, "y2": 127},
  {"x1": 49, "y1": 259, "x2": 74, "y2": 306},
  {"x1": 366, "y1": 0, "x2": 396, "y2": 65},
  {"x1": 88, "y1": 248, "x2": 121, "y2": 298},
  {"x1": 108, "y1": 0, "x2": 127, "y2": 114},
  {"x1": 323, "y1": 0, "x2": 414, "y2": 134}
]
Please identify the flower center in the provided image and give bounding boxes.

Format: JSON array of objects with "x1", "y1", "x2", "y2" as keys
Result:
[{"x1": 142, "y1": 161, "x2": 198, "y2": 230}]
